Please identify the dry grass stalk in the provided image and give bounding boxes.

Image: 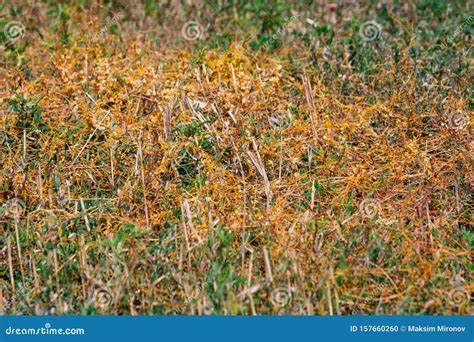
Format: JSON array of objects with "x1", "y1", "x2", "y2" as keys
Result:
[
  {"x1": 247, "y1": 142, "x2": 272, "y2": 212},
  {"x1": 302, "y1": 71, "x2": 320, "y2": 126}
]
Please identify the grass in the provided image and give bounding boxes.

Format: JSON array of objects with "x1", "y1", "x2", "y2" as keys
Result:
[{"x1": 0, "y1": 0, "x2": 472, "y2": 315}]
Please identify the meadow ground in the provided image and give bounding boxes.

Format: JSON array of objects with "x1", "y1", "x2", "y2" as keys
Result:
[{"x1": 0, "y1": 1, "x2": 472, "y2": 315}]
